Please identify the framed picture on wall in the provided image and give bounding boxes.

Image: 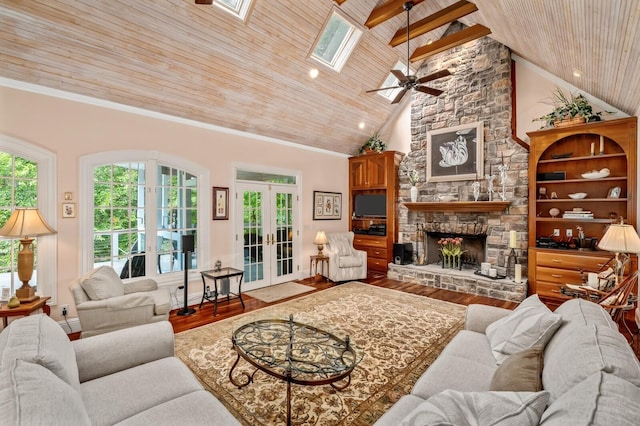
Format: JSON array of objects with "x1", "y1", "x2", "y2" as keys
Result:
[
  {"x1": 62, "y1": 203, "x2": 76, "y2": 218},
  {"x1": 313, "y1": 191, "x2": 341, "y2": 220},
  {"x1": 212, "y1": 187, "x2": 229, "y2": 220},
  {"x1": 426, "y1": 121, "x2": 484, "y2": 182}
]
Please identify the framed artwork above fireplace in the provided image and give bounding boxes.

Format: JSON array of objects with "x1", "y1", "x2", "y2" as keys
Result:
[{"x1": 426, "y1": 121, "x2": 484, "y2": 182}]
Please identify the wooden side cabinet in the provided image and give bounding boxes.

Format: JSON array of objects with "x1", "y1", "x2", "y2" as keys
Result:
[
  {"x1": 527, "y1": 117, "x2": 637, "y2": 307},
  {"x1": 348, "y1": 151, "x2": 402, "y2": 273}
]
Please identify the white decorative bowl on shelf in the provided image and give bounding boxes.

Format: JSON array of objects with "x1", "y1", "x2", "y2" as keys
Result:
[
  {"x1": 581, "y1": 168, "x2": 610, "y2": 179},
  {"x1": 438, "y1": 195, "x2": 457, "y2": 202},
  {"x1": 568, "y1": 192, "x2": 587, "y2": 199}
]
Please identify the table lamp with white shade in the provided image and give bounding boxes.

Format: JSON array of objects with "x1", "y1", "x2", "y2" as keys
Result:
[
  {"x1": 314, "y1": 231, "x2": 328, "y2": 256},
  {"x1": 0, "y1": 208, "x2": 57, "y2": 302},
  {"x1": 597, "y1": 217, "x2": 640, "y2": 287}
]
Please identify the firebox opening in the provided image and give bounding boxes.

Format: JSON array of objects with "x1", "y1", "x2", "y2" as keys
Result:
[{"x1": 425, "y1": 231, "x2": 487, "y2": 269}]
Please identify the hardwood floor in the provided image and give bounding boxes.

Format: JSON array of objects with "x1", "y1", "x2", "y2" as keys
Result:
[{"x1": 169, "y1": 273, "x2": 519, "y2": 334}]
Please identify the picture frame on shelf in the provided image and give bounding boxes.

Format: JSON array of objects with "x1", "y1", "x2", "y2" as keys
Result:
[
  {"x1": 313, "y1": 191, "x2": 341, "y2": 220},
  {"x1": 607, "y1": 186, "x2": 621, "y2": 199},
  {"x1": 426, "y1": 121, "x2": 484, "y2": 182},
  {"x1": 212, "y1": 187, "x2": 229, "y2": 220}
]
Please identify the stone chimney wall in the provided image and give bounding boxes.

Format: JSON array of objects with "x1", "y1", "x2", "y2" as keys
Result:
[{"x1": 398, "y1": 22, "x2": 529, "y2": 276}]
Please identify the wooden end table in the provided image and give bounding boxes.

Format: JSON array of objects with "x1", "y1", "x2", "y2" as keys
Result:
[
  {"x1": 309, "y1": 254, "x2": 329, "y2": 282},
  {"x1": 0, "y1": 296, "x2": 51, "y2": 328}
]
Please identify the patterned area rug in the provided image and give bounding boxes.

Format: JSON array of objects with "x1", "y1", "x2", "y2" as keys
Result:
[
  {"x1": 175, "y1": 282, "x2": 466, "y2": 425},
  {"x1": 244, "y1": 281, "x2": 316, "y2": 303}
]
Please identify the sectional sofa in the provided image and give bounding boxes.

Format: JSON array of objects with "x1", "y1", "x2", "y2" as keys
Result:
[
  {"x1": 375, "y1": 295, "x2": 640, "y2": 425},
  {"x1": 0, "y1": 314, "x2": 239, "y2": 425}
]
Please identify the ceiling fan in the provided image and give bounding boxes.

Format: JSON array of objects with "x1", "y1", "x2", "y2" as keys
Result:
[{"x1": 367, "y1": 1, "x2": 451, "y2": 104}]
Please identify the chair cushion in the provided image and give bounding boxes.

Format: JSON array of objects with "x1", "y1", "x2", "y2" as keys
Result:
[
  {"x1": 81, "y1": 266, "x2": 125, "y2": 300},
  {"x1": 400, "y1": 390, "x2": 550, "y2": 426},
  {"x1": 150, "y1": 288, "x2": 171, "y2": 315},
  {"x1": 338, "y1": 255, "x2": 363, "y2": 268},
  {"x1": 0, "y1": 359, "x2": 91, "y2": 426},
  {"x1": 485, "y1": 294, "x2": 562, "y2": 364},
  {"x1": 542, "y1": 322, "x2": 640, "y2": 402},
  {"x1": 0, "y1": 314, "x2": 81, "y2": 393},
  {"x1": 540, "y1": 371, "x2": 640, "y2": 425},
  {"x1": 490, "y1": 346, "x2": 544, "y2": 392}
]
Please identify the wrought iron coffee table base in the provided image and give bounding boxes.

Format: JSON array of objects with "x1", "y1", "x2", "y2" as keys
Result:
[{"x1": 229, "y1": 315, "x2": 359, "y2": 425}]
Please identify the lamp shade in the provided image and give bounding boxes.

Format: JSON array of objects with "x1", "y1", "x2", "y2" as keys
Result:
[
  {"x1": 313, "y1": 231, "x2": 328, "y2": 245},
  {"x1": 597, "y1": 221, "x2": 640, "y2": 254},
  {"x1": 0, "y1": 208, "x2": 57, "y2": 238}
]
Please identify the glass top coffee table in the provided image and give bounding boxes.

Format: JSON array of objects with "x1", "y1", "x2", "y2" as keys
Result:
[{"x1": 229, "y1": 315, "x2": 361, "y2": 425}]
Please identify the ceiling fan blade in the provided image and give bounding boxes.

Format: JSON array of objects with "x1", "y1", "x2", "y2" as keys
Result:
[
  {"x1": 366, "y1": 85, "x2": 401, "y2": 93},
  {"x1": 391, "y1": 69, "x2": 409, "y2": 83},
  {"x1": 391, "y1": 88, "x2": 409, "y2": 104},
  {"x1": 417, "y1": 69, "x2": 452, "y2": 84},
  {"x1": 415, "y1": 85, "x2": 444, "y2": 97}
]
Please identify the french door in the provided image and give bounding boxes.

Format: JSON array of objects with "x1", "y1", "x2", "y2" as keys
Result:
[{"x1": 235, "y1": 182, "x2": 298, "y2": 291}]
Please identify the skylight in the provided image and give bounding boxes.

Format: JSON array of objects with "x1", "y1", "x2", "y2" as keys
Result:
[
  {"x1": 310, "y1": 9, "x2": 362, "y2": 72},
  {"x1": 378, "y1": 61, "x2": 413, "y2": 101},
  {"x1": 214, "y1": 0, "x2": 253, "y2": 21}
]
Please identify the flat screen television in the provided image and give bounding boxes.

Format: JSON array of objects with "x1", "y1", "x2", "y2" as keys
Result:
[{"x1": 354, "y1": 194, "x2": 386, "y2": 217}]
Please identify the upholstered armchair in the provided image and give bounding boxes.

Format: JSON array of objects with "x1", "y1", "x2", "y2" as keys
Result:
[
  {"x1": 324, "y1": 232, "x2": 367, "y2": 282},
  {"x1": 69, "y1": 266, "x2": 171, "y2": 338}
]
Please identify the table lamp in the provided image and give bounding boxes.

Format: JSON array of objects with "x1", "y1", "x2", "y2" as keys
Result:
[
  {"x1": 314, "y1": 231, "x2": 328, "y2": 256},
  {"x1": 0, "y1": 208, "x2": 57, "y2": 302},
  {"x1": 597, "y1": 217, "x2": 640, "y2": 287}
]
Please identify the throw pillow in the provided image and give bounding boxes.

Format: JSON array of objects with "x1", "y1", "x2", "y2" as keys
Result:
[
  {"x1": 490, "y1": 347, "x2": 544, "y2": 392},
  {"x1": 0, "y1": 359, "x2": 91, "y2": 426},
  {"x1": 0, "y1": 314, "x2": 80, "y2": 393},
  {"x1": 80, "y1": 265, "x2": 125, "y2": 300},
  {"x1": 400, "y1": 390, "x2": 550, "y2": 426},
  {"x1": 485, "y1": 294, "x2": 562, "y2": 364}
]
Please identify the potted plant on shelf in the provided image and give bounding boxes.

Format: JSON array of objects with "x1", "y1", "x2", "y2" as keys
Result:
[
  {"x1": 358, "y1": 131, "x2": 387, "y2": 155},
  {"x1": 533, "y1": 88, "x2": 609, "y2": 128}
]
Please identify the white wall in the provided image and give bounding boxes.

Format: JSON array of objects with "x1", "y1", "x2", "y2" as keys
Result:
[{"x1": 0, "y1": 83, "x2": 349, "y2": 320}]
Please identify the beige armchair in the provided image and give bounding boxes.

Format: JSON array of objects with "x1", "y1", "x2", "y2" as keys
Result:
[
  {"x1": 324, "y1": 232, "x2": 367, "y2": 282},
  {"x1": 70, "y1": 266, "x2": 171, "y2": 338}
]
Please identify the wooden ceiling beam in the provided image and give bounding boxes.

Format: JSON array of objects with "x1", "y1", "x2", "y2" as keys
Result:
[
  {"x1": 333, "y1": 0, "x2": 348, "y2": 4},
  {"x1": 389, "y1": 0, "x2": 478, "y2": 47},
  {"x1": 410, "y1": 24, "x2": 491, "y2": 62},
  {"x1": 365, "y1": 0, "x2": 426, "y2": 29}
]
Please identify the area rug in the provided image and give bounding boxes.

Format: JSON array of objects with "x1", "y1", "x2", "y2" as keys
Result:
[
  {"x1": 244, "y1": 281, "x2": 316, "y2": 303},
  {"x1": 175, "y1": 282, "x2": 466, "y2": 425}
]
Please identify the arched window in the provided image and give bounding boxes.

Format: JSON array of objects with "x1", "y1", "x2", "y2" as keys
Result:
[
  {"x1": 0, "y1": 135, "x2": 57, "y2": 302},
  {"x1": 80, "y1": 151, "x2": 209, "y2": 285}
]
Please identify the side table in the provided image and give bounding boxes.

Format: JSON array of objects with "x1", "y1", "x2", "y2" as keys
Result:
[
  {"x1": 199, "y1": 267, "x2": 245, "y2": 316},
  {"x1": 0, "y1": 296, "x2": 51, "y2": 328},
  {"x1": 309, "y1": 255, "x2": 329, "y2": 282}
]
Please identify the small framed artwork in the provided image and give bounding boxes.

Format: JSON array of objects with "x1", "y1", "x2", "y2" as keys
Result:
[
  {"x1": 426, "y1": 121, "x2": 484, "y2": 182},
  {"x1": 62, "y1": 203, "x2": 76, "y2": 218},
  {"x1": 607, "y1": 186, "x2": 621, "y2": 199},
  {"x1": 212, "y1": 187, "x2": 229, "y2": 220},
  {"x1": 64, "y1": 192, "x2": 73, "y2": 201},
  {"x1": 313, "y1": 191, "x2": 341, "y2": 220}
]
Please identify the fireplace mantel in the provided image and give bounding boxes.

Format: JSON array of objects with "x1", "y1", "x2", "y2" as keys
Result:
[{"x1": 403, "y1": 201, "x2": 510, "y2": 212}]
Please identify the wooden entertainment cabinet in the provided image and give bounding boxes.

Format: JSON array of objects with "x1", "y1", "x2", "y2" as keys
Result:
[
  {"x1": 348, "y1": 151, "x2": 401, "y2": 272},
  {"x1": 527, "y1": 117, "x2": 637, "y2": 308}
]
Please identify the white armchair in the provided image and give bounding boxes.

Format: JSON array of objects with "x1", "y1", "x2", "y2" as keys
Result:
[
  {"x1": 324, "y1": 232, "x2": 367, "y2": 282},
  {"x1": 70, "y1": 266, "x2": 171, "y2": 337}
]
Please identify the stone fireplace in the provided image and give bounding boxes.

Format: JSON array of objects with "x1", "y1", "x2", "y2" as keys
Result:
[{"x1": 388, "y1": 22, "x2": 529, "y2": 302}]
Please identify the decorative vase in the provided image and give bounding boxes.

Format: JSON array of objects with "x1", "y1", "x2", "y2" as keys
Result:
[{"x1": 410, "y1": 186, "x2": 418, "y2": 202}]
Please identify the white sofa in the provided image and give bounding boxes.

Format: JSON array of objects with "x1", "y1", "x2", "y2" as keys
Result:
[
  {"x1": 324, "y1": 232, "x2": 367, "y2": 282},
  {"x1": 0, "y1": 314, "x2": 240, "y2": 425},
  {"x1": 375, "y1": 295, "x2": 640, "y2": 425},
  {"x1": 70, "y1": 266, "x2": 171, "y2": 337}
]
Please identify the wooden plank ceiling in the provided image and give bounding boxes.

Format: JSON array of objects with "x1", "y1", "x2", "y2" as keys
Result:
[{"x1": 1, "y1": 1, "x2": 639, "y2": 155}]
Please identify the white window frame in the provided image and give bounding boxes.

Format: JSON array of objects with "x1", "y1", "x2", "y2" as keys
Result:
[
  {"x1": 79, "y1": 150, "x2": 210, "y2": 287},
  {"x1": 214, "y1": 0, "x2": 254, "y2": 21},
  {"x1": 310, "y1": 8, "x2": 363, "y2": 73},
  {"x1": 0, "y1": 134, "x2": 57, "y2": 304}
]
